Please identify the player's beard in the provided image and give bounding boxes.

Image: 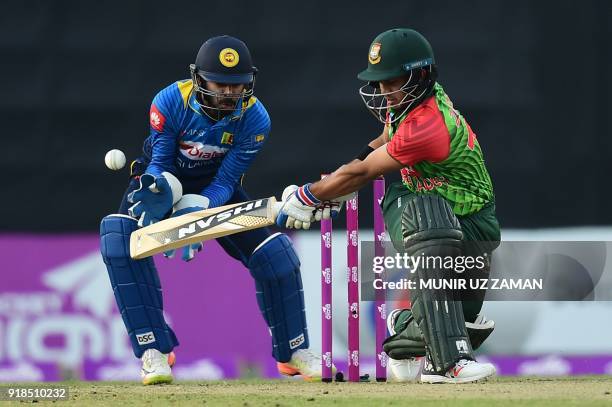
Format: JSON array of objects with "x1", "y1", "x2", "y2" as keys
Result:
[
  {"x1": 199, "y1": 94, "x2": 239, "y2": 121},
  {"x1": 386, "y1": 84, "x2": 434, "y2": 121},
  {"x1": 385, "y1": 91, "x2": 413, "y2": 120}
]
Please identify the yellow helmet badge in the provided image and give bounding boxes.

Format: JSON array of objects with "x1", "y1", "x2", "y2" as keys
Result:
[
  {"x1": 368, "y1": 42, "x2": 381, "y2": 64},
  {"x1": 219, "y1": 48, "x2": 239, "y2": 67}
]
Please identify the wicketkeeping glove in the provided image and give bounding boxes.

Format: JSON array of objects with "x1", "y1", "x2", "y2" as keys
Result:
[{"x1": 128, "y1": 172, "x2": 183, "y2": 227}]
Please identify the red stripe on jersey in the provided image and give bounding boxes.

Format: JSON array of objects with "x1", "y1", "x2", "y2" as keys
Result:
[{"x1": 386, "y1": 96, "x2": 450, "y2": 166}]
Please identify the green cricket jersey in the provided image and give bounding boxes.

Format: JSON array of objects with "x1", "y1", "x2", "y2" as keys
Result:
[{"x1": 386, "y1": 83, "x2": 494, "y2": 216}]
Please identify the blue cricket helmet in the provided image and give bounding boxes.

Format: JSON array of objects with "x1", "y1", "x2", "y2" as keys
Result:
[
  {"x1": 188, "y1": 35, "x2": 258, "y2": 120},
  {"x1": 190, "y1": 35, "x2": 257, "y2": 85}
]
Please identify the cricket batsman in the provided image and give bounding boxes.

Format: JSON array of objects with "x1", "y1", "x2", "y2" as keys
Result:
[
  {"x1": 99, "y1": 35, "x2": 331, "y2": 384},
  {"x1": 276, "y1": 28, "x2": 500, "y2": 383}
]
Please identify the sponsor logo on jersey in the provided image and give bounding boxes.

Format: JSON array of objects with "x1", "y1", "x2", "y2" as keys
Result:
[
  {"x1": 401, "y1": 167, "x2": 448, "y2": 192},
  {"x1": 404, "y1": 166, "x2": 422, "y2": 178},
  {"x1": 219, "y1": 48, "x2": 239, "y2": 68},
  {"x1": 182, "y1": 128, "x2": 207, "y2": 137},
  {"x1": 150, "y1": 104, "x2": 166, "y2": 132},
  {"x1": 221, "y1": 132, "x2": 234, "y2": 145},
  {"x1": 136, "y1": 331, "x2": 156, "y2": 345},
  {"x1": 369, "y1": 42, "x2": 382, "y2": 64},
  {"x1": 179, "y1": 141, "x2": 229, "y2": 161}
]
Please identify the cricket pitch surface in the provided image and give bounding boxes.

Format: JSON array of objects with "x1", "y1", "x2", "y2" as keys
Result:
[{"x1": 7, "y1": 377, "x2": 612, "y2": 406}]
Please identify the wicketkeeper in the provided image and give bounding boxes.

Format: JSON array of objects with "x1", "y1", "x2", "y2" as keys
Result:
[
  {"x1": 276, "y1": 28, "x2": 500, "y2": 383},
  {"x1": 99, "y1": 35, "x2": 333, "y2": 385}
]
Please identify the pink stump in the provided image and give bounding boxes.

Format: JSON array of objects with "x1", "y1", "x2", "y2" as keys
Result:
[
  {"x1": 346, "y1": 194, "x2": 360, "y2": 382},
  {"x1": 321, "y1": 205, "x2": 333, "y2": 381},
  {"x1": 373, "y1": 177, "x2": 388, "y2": 381}
]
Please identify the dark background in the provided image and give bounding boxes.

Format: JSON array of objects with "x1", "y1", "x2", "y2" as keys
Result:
[{"x1": 1, "y1": 0, "x2": 610, "y2": 231}]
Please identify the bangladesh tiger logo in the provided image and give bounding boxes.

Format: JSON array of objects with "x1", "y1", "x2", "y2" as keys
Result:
[{"x1": 368, "y1": 42, "x2": 381, "y2": 64}]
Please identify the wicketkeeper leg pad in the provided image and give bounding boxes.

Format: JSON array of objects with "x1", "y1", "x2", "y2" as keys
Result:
[
  {"x1": 100, "y1": 214, "x2": 178, "y2": 358},
  {"x1": 402, "y1": 194, "x2": 474, "y2": 374},
  {"x1": 248, "y1": 233, "x2": 309, "y2": 362}
]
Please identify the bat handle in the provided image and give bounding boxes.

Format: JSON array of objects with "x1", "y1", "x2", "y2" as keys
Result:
[{"x1": 272, "y1": 201, "x2": 284, "y2": 219}]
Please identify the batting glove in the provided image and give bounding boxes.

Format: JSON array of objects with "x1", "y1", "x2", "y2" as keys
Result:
[
  {"x1": 314, "y1": 192, "x2": 356, "y2": 221},
  {"x1": 275, "y1": 184, "x2": 318, "y2": 230}
]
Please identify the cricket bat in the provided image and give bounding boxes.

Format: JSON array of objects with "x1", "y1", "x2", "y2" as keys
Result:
[{"x1": 130, "y1": 197, "x2": 279, "y2": 259}]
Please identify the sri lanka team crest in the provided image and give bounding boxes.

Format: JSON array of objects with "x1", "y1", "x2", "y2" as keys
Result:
[
  {"x1": 219, "y1": 48, "x2": 239, "y2": 67},
  {"x1": 369, "y1": 42, "x2": 381, "y2": 64}
]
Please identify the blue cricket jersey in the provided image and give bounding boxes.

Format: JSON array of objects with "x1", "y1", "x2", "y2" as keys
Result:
[{"x1": 142, "y1": 80, "x2": 271, "y2": 208}]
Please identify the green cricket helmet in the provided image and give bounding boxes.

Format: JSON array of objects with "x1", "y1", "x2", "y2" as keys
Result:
[{"x1": 358, "y1": 29, "x2": 437, "y2": 124}]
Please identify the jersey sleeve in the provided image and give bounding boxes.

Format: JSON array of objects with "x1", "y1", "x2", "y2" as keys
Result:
[
  {"x1": 200, "y1": 104, "x2": 271, "y2": 207},
  {"x1": 386, "y1": 102, "x2": 451, "y2": 166},
  {"x1": 145, "y1": 85, "x2": 182, "y2": 176}
]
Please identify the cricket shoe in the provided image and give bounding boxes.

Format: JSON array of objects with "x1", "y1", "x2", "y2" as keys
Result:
[
  {"x1": 167, "y1": 351, "x2": 176, "y2": 368},
  {"x1": 277, "y1": 349, "x2": 337, "y2": 382},
  {"x1": 387, "y1": 356, "x2": 423, "y2": 382},
  {"x1": 421, "y1": 357, "x2": 496, "y2": 384},
  {"x1": 141, "y1": 348, "x2": 173, "y2": 385}
]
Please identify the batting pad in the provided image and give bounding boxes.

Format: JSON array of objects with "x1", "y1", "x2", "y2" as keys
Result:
[
  {"x1": 383, "y1": 309, "x2": 493, "y2": 360},
  {"x1": 100, "y1": 215, "x2": 178, "y2": 358},
  {"x1": 401, "y1": 194, "x2": 474, "y2": 373},
  {"x1": 248, "y1": 233, "x2": 309, "y2": 362}
]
